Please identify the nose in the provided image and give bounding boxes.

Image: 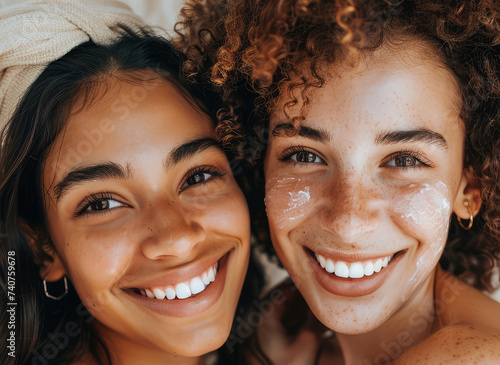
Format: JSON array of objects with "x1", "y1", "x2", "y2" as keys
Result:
[
  {"x1": 140, "y1": 201, "x2": 206, "y2": 260},
  {"x1": 318, "y1": 175, "x2": 381, "y2": 243}
]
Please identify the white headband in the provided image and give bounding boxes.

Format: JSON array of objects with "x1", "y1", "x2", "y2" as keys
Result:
[{"x1": 0, "y1": 0, "x2": 145, "y2": 130}]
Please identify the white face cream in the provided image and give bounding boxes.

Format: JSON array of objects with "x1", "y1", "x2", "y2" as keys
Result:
[
  {"x1": 266, "y1": 177, "x2": 311, "y2": 229},
  {"x1": 392, "y1": 181, "x2": 452, "y2": 301}
]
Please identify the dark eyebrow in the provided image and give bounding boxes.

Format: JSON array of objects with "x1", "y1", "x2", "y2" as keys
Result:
[
  {"x1": 272, "y1": 122, "x2": 331, "y2": 143},
  {"x1": 54, "y1": 162, "x2": 130, "y2": 202},
  {"x1": 375, "y1": 128, "x2": 448, "y2": 149},
  {"x1": 166, "y1": 138, "x2": 224, "y2": 167},
  {"x1": 54, "y1": 138, "x2": 223, "y2": 202}
]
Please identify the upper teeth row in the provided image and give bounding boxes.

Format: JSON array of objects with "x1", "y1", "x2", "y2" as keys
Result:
[
  {"x1": 140, "y1": 263, "x2": 218, "y2": 300},
  {"x1": 315, "y1": 253, "x2": 393, "y2": 279}
]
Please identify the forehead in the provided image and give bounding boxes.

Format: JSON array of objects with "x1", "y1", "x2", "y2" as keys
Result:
[
  {"x1": 270, "y1": 43, "x2": 462, "y2": 133},
  {"x1": 44, "y1": 75, "x2": 216, "y2": 181}
]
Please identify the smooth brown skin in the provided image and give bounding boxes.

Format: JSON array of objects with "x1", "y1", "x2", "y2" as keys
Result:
[
  {"x1": 38, "y1": 74, "x2": 250, "y2": 365},
  {"x1": 257, "y1": 42, "x2": 500, "y2": 364}
]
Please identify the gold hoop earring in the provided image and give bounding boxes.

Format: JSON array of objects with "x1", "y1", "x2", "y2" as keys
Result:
[
  {"x1": 457, "y1": 214, "x2": 473, "y2": 230},
  {"x1": 43, "y1": 276, "x2": 68, "y2": 300},
  {"x1": 457, "y1": 201, "x2": 473, "y2": 230}
]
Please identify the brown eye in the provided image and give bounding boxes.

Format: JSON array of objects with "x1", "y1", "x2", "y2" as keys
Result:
[
  {"x1": 383, "y1": 152, "x2": 429, "y2": 169},
  {"x1": 75, "y1": 196, "x2": 125, "y2": 217},
  {"x1": 180, "y1": 167, "x2": 225, "y2": 192},
  {"x1": 90, "y1": 199, "x2": 110, "y2": 211},
  {"x1": 186, "y1": 172, "x2": 210, "y2": 186},
  {"x1": 394, "y1": 156, "x2": 418, "y2": 167},
  {"x1": 291, "y1": 151, "x2": 323, "y2": 163}
]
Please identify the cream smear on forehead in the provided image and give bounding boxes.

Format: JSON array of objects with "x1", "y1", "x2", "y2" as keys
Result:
[
  {"x1": 266, "y1": 177, "x2": 311, "y2": 229},
  {"x1": 392, "y1": 181, "x2": 452, "y2": 301}
]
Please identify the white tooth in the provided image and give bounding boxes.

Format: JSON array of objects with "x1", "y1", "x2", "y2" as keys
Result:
[
  {"x1": 374, "y1": 259, "x2": 383, "y2": 273},
  {"x1": 175, "y1": 283, "x2": 191, "y2": 299},
  {"x1": 139, "y1": 289, "x2": 146, "y2": 297},
  {"x1": 318, "y1": 254, "x2": 326, "y2": 269},
  {"x1": 325, "y1": 259, "x2": 335, "y2": 273},
  {"x1": 389, "y1": 254, "x2": 394, "y2": 262},
  {"x1": 364, "y1": 262, "x2": 375, "y2": 276},
  {"x1": 349, "y1": 262, "x2": 364, "y2": 278},
  {"x1": 382, "y1": 256, "x2": 389, "y2": 268},
  {"x1": 334, "y1": 261, "x2": 349, "y2": 278},
  {"x1": 213, "y1": 263, "x2": 218, "y2": 275},
  {"x1": 190, "y1": 277, "x2": 205, "y2": 295},
  {"x1": 208, "y1": 267, "x2": 215, "y2": 282},
  {"x1": 202, "y1": 271, "x2": 210, "y2": 285},
  {"x1": 145, "y1": 289, "x2": 155, "y2": 299},
  {"x1": 165, "y1": 287, "x2": 176, "y2": 300},
  {"x1": 153, "y1": 288, "x2": 166, "y2": 300}
]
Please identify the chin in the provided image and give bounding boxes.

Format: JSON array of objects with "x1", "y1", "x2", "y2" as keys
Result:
[
  {"x1": 311, "y1": 302, "x2": 389, "y2": 335},
  {"x1": 295, "y1": 278, "x2": 397, "y2": 336},
  {"x1": 173, "y1": 324, "x2": 230, "y2": 357}
]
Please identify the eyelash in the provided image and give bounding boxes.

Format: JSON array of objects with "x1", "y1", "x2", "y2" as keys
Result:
[
  {"x1": 278, "y1": 146, "x2": 326, "y2": 165},
  {"x1": 179, "y1": 165, "x2": 226, "y2": 192},
  {"x1": 278, "y1": 146, "x2": 433, "y2": 170},
  {"x1": 73, "y1": 167, "x2": 226, "y2": 218},
  {"x1": 74, "y1": 191, "x2": 123, "y2": 217},
  {"x1": 381, "y1": 150, "x2": 434, "y2": 169}
]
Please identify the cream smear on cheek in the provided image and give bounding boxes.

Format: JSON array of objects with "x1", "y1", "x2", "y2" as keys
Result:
[
  {"x1": 391, "y1": 181, "x2": 452, "y2": 301},
  {"x1": 265, "y1": 177, "x2": 312, "y2": 229}
]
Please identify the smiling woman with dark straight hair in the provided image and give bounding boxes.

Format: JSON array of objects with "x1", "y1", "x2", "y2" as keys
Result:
[{"x1": 0, "y1": 1, "x2": 256, "y2": 364}]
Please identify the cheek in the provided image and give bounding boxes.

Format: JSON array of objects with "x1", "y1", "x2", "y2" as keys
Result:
[
  {"x1": 265, "y1": 177, "x2": 314, "y2": 231},
  {"x1": 201, "y1": 190, "x2": 251, "y2": 241},
  {"x1": 54, "y1": 226, "x2": 136, "y2": 298},
  {"x1": 391, "y1": 181, "x2": 452, "y2": 270}
]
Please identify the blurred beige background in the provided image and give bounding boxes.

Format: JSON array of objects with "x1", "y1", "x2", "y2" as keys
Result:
[{"x1": 0, "y1": 0, "x2": 185, "y2": 33}]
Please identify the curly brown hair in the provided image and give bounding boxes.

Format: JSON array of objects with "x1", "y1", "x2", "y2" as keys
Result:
[{"x1": 175, "y1": 0, "x2": 500, "y2": 292}]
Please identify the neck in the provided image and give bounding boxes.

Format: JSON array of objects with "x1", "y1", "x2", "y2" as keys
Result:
[
  {"x1": 335, "y1": 270, "x2": 437, "y2": 365},
  {"x1": 93, "y1": 324, "x2": 206, "y2": 365}
]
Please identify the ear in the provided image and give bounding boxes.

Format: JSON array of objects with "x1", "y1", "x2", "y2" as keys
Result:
[
  {"x1": 453, "y1": 167, "x2": 482, "y2": 219},
  {"x1": 20, "y1": 220, "x2": 67, "y2": 282},
  {"x1": 38, "y1": 252, "x2": 66, "y2": 282}
]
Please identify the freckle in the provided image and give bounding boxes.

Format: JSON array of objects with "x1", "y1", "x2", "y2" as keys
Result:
[{"x1": 93, "y1": 304, "x2": 96, "y2": 307}]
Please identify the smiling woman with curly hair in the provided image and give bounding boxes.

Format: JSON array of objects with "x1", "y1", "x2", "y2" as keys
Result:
[{"x1": 176, "y1": 0, "x2": 500, "y2": 364}]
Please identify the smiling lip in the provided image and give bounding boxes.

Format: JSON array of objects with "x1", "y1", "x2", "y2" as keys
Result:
[
  {"x1": 132, "y1": 252, "x2": 228, "y2": 288},
  {"x1": 123, "y1": 251, "x2": 231, "y2": 317},
  {"x1": 306, "y1": 248, "x2": 406, "y2": 297}
]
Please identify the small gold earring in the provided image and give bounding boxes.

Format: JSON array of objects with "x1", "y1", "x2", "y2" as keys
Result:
[{"x1": 457, "y1": 201, "x2": 473, "y2": 230}]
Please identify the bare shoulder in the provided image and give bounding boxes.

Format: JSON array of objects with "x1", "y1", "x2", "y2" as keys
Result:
[
  {"x1": 395, "y1": 268, "x2": 500, "y2": 364},
  {"x1": 394, "y1": 323, "x2": 500, "y2": 364}
]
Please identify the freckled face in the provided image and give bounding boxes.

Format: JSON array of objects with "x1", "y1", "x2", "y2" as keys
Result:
[
  {"x1": 264, "y1": 47, "x2": 466, "y2": 334},
  {"x1": 42, "y1": 75, "x2": 250, "y2": 358}
]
